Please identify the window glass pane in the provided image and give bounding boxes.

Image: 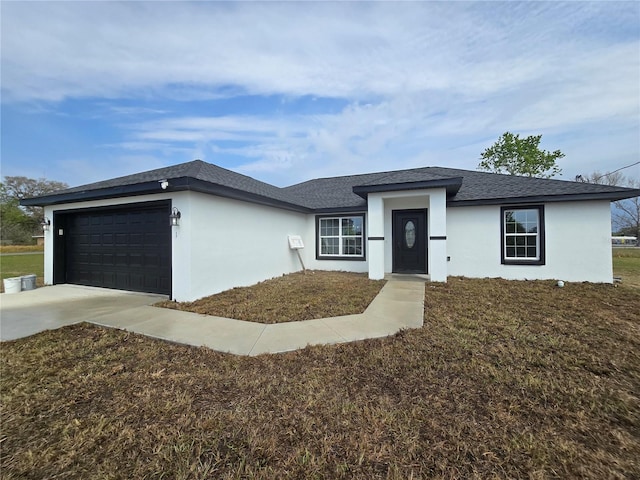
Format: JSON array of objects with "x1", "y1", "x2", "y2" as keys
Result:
[
  {"x1": 342, "y1": 238, "x2": 358, "y2": 255},
  {"x1": 319, "y1": 219, "x2": 328, "y2": 236},
  {"x1": 506, "y1": 247, "x2": 516, "y2": 257},
  {"x1": 526, "y1": 210, "x2": 538, "y2": 224},
  {"x1": 353, "y1": 217, "x2": 363, "y2": 235},
  {"x1": 515, "y1": 236, "x2": 525, "y2": 246},
  {"x1": 506, "y1": 237, "x2": 515, "y2": 246},
  {"x1": 342, "y1": 217, "x2": 362, "y2": 236},
  {"x1": 526, "y1": 236, "x2": 537, "y2": 246},
  {"x1": 506, "y1": 222, "x2": 516, "y2": 234},
  {"x1": 513, "y1": 211, "x2": 527, "y2": 224},
  {"x1": 527, "y1": 247, "x2": 537, "y2": 257},
  {"x1": 321, "y1": 238, "x2": 339, "y2": 255},
  {"x1": 516, "y1": 246, "x2": 526, "y2": 257},
  {"x1": 405, "y1": 221, "x2": 416, "y2": 248},
  {"x1": 322, "y1": 218, "x2": 339, "y2": 236}
]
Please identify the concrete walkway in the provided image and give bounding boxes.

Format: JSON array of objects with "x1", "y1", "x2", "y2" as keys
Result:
[{"x1": 0, "y1": 277, "x2": 425, "y2": 355}]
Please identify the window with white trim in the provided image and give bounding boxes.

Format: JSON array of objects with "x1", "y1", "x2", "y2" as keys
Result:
[
  {"x1": 317, "y1": 215, "x2": 365, "y2": 259},
  {"x1": 501, "y1": 206, "x2": 545, "y2": 265}
]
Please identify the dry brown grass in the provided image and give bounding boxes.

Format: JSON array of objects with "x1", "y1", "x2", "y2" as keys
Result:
[
  {"x1": 2, "y1": 277, "x2": 639, "y2": 479},
  {"x1": 156, "y1": 270, "x2": 386, "y2": 323},
  {"x1": 0, "y1": 245, "x2": 44, "y2": 254},
  {"x1": 613, "y1": 247, "x2": 640, "y2": 288}
]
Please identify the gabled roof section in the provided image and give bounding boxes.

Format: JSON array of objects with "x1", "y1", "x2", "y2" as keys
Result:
[
  {"x1": 285, "y1": 165, "x2": 640, "y2": 209},
  {"x1": 282, "y1": 167, "x2": 462, "y2": 211},
  {"x1": 21, "y1": 160, "x2": 310, "y2": 212},
  {"x1": 22, "y1": 159, "x2": 640, "y2": 211}
]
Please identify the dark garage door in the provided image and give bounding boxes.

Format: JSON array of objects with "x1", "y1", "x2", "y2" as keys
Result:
[{"x1": 57, "y1": 202, "x2": 171, "y2": 295}]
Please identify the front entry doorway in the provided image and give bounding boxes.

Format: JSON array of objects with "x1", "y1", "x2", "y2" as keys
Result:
[{"x1": 392, "y1": 209, "x2": 427, "y2": 274}]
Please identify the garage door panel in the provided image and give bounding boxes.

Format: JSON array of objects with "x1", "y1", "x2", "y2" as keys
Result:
[
  {"x1": 63, "y1": 203, "x2": 171, "y2": 295},
  {"x1": 115, "y1": 253, "x2": 127, "y2": 266},
  {"x1": 145, "y1": 253, "x2": 160, "y2": 267}
]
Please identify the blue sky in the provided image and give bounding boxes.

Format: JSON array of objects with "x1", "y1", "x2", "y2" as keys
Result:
[{"x1": 1, "y1": 1, "x2": 639, "y2": 188}]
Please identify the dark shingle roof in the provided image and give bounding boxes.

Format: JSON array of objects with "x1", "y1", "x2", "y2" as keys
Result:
[
  {"x1": 22, "y1": 159, "x2": 640, "y2": 210},
  {"x1": 57, "y1": 160, "x2": 300, "y2": 204},
  {"x1": 22, "y1": 160, "x2": 307, "y2": 211},
  {"x1": 285, "y1": 165, "x2": 640, "y2": 209},
  {"x1": 426, "y1": 166, "x2": 639, "y2": 205}
]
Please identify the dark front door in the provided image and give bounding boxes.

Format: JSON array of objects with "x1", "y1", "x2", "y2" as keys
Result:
[
  {"x1": 392, "y1": 209, "x2": 427, "y2": 274},
  {"x1": 55, "y1": 202, "x2": 172, "y2": 295}
]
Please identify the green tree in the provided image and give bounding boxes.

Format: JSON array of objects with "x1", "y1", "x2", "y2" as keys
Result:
[
  {"x1": 0, "y1": 197, "x2": 38, "y2": 244},
  {"x1": 478, "y1": 132, "x2": 564, "y2": 178},
  {"x1": 0, "y1": 176, "x2": 68, "y2": 245}
]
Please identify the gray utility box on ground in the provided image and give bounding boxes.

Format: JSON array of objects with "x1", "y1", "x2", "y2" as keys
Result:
[{"x1": 21, "y1": 274, "x2": 36, "y2": 291}]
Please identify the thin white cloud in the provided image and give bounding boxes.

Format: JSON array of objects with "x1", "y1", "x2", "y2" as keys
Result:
[{"x1": 3, "y1": 2, "x2": 637, "y2": 102}]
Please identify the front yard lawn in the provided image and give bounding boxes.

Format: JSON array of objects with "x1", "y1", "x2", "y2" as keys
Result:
[
  {"x1": 613, "y1": 247, "x2": 640, "y2": 288},
  {"x1": 2, "y1": 277, "x2": 639, "y2": 479},
  {"x1": 156, "y1": 270, "x2": 386, "y2": 323},
  {"x1": 0, "y1": 252, "x2": 44, "y2": 292}
]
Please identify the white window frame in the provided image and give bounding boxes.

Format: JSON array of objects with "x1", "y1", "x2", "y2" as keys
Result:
[
  {"x1": 501, "y1": 205, "x2": 545, "y2": 266},
  {"x1": 317, "y1": 215, "x2": 365, "y2": 260}
]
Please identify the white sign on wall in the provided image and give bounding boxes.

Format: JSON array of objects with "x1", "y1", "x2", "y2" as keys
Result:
[{"x1": 288, "y1": 235, "x2": 304, "y2": 249}]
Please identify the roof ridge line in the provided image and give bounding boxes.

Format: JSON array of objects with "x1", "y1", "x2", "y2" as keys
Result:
[{"x1": 188, "y1": 159, "x2": 206, "y2": 178}]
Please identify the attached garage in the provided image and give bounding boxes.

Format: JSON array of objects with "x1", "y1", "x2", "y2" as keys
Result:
[{"x1": 53, "y1": 201, "x2": 171, "y2": 295}]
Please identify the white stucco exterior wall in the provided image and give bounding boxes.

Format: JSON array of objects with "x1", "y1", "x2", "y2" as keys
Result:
[
  {"x1": 426, "y1": 189, "x2": 447, "y2": 282},
  {"x1": 446, "y1": 200, "x2": 614, "y2": 283},
  {"x1": 367, "y1": 195, "x2": 385, "y2": 279},
  {"x1": 180, "y1": 192, "x2": 308, "y2": 301},
  {"x1": 42, "y1": 192, "x2": 310, "y2": 301},
  {"x1": 42, "y1": 205, "x2": 55, "y2": 286}
]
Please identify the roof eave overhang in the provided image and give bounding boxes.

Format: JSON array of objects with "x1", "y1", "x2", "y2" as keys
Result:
[
  {"x1": 21, "y1": 177, "x2": 313, "y2": 214},
  {"x1": 352, "y1": 177, "x2": 463, "y2": 199},
  {"x1": 20, "y1": 180, "x2": 174, "y2": 207},
  {"x1": 447, "y1": 189, "x2": 640, "y2": 207}
]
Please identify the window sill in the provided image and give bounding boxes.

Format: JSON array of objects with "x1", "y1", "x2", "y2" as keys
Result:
[
  {"x1": 502, "y1": 259, "x2": 545, "y2": 266},
  {"x1": 316, "y1": 256, "x2": 366, "y2": 261}
]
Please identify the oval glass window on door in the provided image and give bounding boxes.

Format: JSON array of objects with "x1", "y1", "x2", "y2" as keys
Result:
[{"x1": 405, "y1": 220, "x2": 416, "y2": 248}]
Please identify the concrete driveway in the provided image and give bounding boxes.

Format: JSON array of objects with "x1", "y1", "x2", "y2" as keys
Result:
[
  {"x1": 0, "y1": 285, "x2": 164, "y2": 341},
  {"x1": 0, "y1": 279, "x2": 425, "y2": 355}
]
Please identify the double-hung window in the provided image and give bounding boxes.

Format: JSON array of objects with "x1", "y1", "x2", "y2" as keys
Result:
[
  {"x1": 317, "y1": 215, "x2": 365, "y2": 260},
  {"x1": 501, "y1": 206, "x2": 545, "y2": 265}
]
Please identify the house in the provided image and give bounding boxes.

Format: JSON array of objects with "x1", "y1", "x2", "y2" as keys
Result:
[{"x1": 22, "y1": 160, "x2": 640, "y2": 301}]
